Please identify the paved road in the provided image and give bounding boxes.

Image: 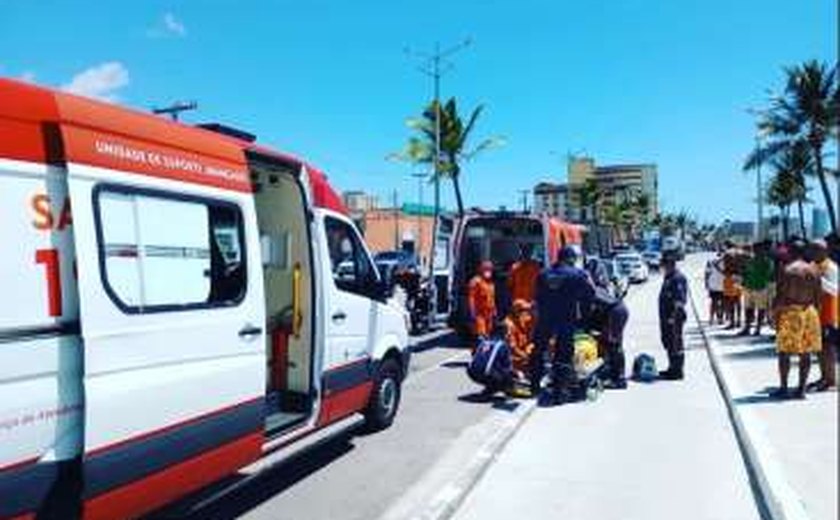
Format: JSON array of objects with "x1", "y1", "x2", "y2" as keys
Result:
[
  {"x1": 149, "y1": 328, "x2": 498, "y2": 520},
  {"x1": 453, "y1": 255, "x2": 763, "y2": 520}
]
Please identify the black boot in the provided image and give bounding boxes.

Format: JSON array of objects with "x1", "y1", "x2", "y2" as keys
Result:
[
  {"x1": 608, "y1": 342, "x2": 627, "y2": 389},
  {"x1": 551, "y1": 363, "x2": 575, "y2": 404},
  {"x1": 660, "y1": 353, "x2": 685, "y2": 380}
]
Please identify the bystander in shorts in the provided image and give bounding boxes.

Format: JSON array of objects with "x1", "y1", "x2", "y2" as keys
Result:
[
  {"x1": 744, "y1": 288, "x2": 771, "y2": 312},
  {"x1": 776, "y1": 305, "x2": 822, "y2": 354}
]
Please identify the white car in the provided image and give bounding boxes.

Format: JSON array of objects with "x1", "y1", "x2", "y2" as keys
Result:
[
  {"x1": 642, "y1": 250, "x2": 662, "y2": 270},
  {"x1": 616, "y1": 252, "x2": 650, "y2": 283}
]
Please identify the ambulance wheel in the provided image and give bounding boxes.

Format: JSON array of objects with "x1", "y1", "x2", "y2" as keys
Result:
[{"x1": 364, "y1": 359, "x2": 402, "y2": 431}]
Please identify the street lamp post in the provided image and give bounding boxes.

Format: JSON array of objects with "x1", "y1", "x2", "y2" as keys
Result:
[
  {"x1": 406, "y1": 38, "x2": 471, "y2": 279},
  {"x1": 756, "y1": 134, "x2": 764, "y2": 241},
  {"x1": 412, "y1": 172, "x2": 426, "y2": 264}
]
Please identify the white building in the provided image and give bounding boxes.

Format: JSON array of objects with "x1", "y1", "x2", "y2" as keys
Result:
[{"x1": 533, "y1": 182, "x2": 569, "y2": 218}]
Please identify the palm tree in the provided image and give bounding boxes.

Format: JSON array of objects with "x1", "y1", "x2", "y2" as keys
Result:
[
  {"x1": 675, "y1": 210, "x2": 689, "y2": 241},
  {"x1": 766, "y1": 169, "x2": 800, "y2": 240},
  {"x1": 393, "y1": 98, "x2": 504, "y2": 217},
  {"x1": 635, "y1": 193, "x2": 652, "y2": 228},
  {"x1": 602, "y1": 203, "x2": 624, "y2": 244},
  {"x1": 770, "y1": 140, "x2": 812, "y2": 236},
  {"x1": 747, "y1": 60, "x2": 839, "y2": 234},
  {"x1": 576, "y1": 178, "x2": 602, "y2": 224}
]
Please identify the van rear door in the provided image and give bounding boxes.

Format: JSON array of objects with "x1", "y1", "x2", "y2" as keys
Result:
[{"x1": 60, "y1": 123, "x2": 266, "y2": 517}]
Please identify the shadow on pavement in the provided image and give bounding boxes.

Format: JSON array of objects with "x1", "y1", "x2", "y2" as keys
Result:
[
  {"x1": 732, "y1": 393, "x2": 789, "y2": 406},
  {"x1": 146, "y1": 434, "x2": 356, "y2": 520},
  {"x1": 709, "y1": 333, "x2": 773, "y2": 346},
  {"x1": 441, "y1": 360, "x2": 469, "y2": 369},
  {"x1": 410, "y1": 330, "x2": 466, "y2": 354},
  {"x1": 457, "y1": 392, "x2": 523, "y2": 413},
  {"x1": 723, "y1": 345, "x2": 777, "y2": 361}
]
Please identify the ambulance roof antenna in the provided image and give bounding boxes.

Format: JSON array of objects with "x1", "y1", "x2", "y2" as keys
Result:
[{"x1": 152, "y1": 101, "x2": 198, "y2": 122}]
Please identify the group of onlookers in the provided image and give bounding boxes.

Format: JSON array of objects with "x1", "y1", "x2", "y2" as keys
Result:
[{"x1": 705, "y1": 234, "x2": 839, "y2": 398}]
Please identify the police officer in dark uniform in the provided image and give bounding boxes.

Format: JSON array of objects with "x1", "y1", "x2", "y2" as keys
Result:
[
  {"x1": 531, "y1": 246, "x2": 595, "y2": 402},
  {"x1": 659, "y1": 249, "x2": 688, "y2": 380}
]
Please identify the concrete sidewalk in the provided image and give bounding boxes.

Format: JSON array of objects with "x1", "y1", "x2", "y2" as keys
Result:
[
  {"x1": 452, "y1": 256, "x2": 761, "y2": 520},
  {"x1": 686, "y1": 260, "x2": 838, "y2": 520}
]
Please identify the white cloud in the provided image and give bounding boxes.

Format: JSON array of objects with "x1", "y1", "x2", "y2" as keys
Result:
[
  {"x1": 19, "y1": 71, "x2": 36, "y2": 83},
  {"x1": 60, "y1": 62, "x2": 129, "y2": 102},
  {"x1": 148, "y1": 12, "x2": 187, "y2": 38},
  {"x1": 163, "y1": 13, "x2": 186, "y2": 37}
]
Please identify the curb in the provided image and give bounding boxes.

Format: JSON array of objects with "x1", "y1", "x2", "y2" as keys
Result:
[
  {"x1": 378, "y1": 398, "x2": 537, "y2": 520},
  {"x1": 688, "y1": 284, "x2": 811, "y2": 520}
]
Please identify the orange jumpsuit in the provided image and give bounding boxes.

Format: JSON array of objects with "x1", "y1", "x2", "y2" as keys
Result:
[
  {"x1": 504, "y1": 314, "x2": 534, "y2": 373},
  {"x1": 468, "y1": 275, "x2": 496, "y2": 337},
  {"x1": 508, "y1": 259, "x2": 541, "y2": 303}
]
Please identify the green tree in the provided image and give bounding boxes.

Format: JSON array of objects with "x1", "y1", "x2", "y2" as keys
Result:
[
  {"x1": 772, "y1": 140, "x2": 812, "y2": 236},
  {"x1": 576, "y1": 178, "x2": 602, "y2": 224},
  {"x1": 602, "y1": 203, "x2": 624, "y2": 244},
  {"x1": 766, "y1": 168, "x2": 802, "y2": 240},
  {"x1": 746, "y1": 60, "x2": 839, "y2": 234},
  {"x1": 393, "y1": 98, "x2": 504, "y2": 217}
]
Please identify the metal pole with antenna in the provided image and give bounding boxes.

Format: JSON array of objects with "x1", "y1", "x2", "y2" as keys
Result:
[
  {"x1": 519, "y1": 189, "x2": 530, "y2": 213},
  {"x1": 152, "y1": 101, "x2": 197, "y2": 122},
  {"x1": 405, "y1": 38, "x2": 472, "y2": 280},
  {"x1": 412, "y1": 172, "x2": 426, "y2": 262}
]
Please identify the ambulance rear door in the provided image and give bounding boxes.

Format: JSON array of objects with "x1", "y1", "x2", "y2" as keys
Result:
[{"x1": 59, "y1": 117, "x2": 267, "y2": 516}]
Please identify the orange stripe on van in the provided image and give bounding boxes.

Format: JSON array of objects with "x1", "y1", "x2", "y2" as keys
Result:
[{"x1": 83, "y1": 431, "x2": 262, "y2": 520}]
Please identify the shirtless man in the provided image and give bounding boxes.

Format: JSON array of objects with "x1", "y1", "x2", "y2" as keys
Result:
[{"x1": 772, "y1": 241, "x2": 822, "y2": 399}]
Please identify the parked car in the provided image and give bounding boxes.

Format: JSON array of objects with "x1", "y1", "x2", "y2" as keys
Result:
[
  {"x1": 602, "y1": 258, "x2": 631, "y2": 297},
  {"x1": 587, "y1": 257, "x2": 629, "y2": 298},
  {"x1": 374, "y1": 250, "x2": 420, "y2": 282},
  {"x1": 616, "y1": 252, "x2": 650, "y2": 283},
  {"x1": 642, "y1": 250, "x2": 662, "y2": 270}
]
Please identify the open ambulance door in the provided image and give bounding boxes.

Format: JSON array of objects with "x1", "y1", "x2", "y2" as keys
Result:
[
  {"x1": 59, "y1": 114, "x2": 266, "y2": 519},
  {"x1": 431, "y1": 214, "x2": 454, "y2": 321}
]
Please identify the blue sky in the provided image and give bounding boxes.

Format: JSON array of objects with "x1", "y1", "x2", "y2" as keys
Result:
[{"x1": 1, "y1": 0, "x2": 836, "y2": 223}]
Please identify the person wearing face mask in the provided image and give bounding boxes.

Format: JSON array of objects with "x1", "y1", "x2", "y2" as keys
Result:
[{"x1": 468, "y1": 260, "x2": 497, "y2": 343}]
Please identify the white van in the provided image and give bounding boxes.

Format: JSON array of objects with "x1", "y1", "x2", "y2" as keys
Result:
[{"x1": 0, "y1": 78, "x2": 409, "y2": 519}]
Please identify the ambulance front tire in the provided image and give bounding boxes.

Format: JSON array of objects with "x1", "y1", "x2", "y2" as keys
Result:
[{"x1": 364, "y1": 358, "x2": 403, "y2": 432}]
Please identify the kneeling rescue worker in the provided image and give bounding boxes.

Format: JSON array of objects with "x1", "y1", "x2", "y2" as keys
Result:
[
  {"x1": 504, "y1": 299, "x2": 536, "y2": 389},
  {"x1": 532, "y1": 246, "x2": 595, "y2": 402},
  {"x1": 659, "y1": 249, "x2": 688, "y2": 380}
]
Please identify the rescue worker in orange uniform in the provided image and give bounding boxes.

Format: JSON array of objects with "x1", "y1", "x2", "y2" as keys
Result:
[
  {"x1": 504, "y1": 299, "x2": 536, "y2": 380},
  {"x1": 508, "y1": 245, "x2": 541, "y2": 304},
  {"x1": 468, "y1": 261, "x2": 497, "y2": 340}
]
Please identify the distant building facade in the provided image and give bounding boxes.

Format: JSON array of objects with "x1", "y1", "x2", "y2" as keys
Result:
[
  {"x1": 342, "y1": 190, "x2": 378, "y2": 213},
  {"x1": 341, "y1": 189, "x2": 439, "y2": 269},
  {"x1": 566, "y1": 157, "x2": 658, "y2": 223},
  {"x1": 533, "y1": 182, "x2": 569, "y2": 218}
]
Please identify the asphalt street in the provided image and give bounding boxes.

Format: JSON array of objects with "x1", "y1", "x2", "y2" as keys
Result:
[
  {"x1": 151, "y1": 257, "x2": 763, "y2": 520},
  {"x1": 148, "y1": 328, "x2": 501, "y2": 520}
]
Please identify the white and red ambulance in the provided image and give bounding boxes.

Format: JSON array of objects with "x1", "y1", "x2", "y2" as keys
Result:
[{"x1": 0, "y1": 78, "x2": 410, "y2": 519}]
